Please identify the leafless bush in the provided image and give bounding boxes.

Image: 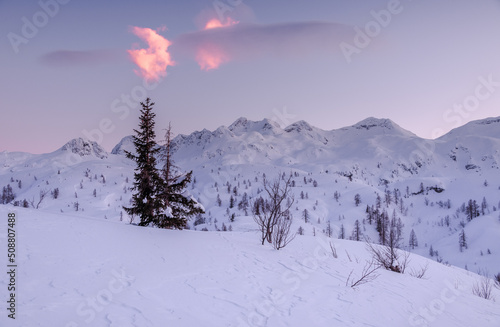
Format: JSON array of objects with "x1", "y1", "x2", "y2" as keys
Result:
[
  {"x1": 365, "y1": 237, "x2": 410, "y2": 273},
  {"x1": 472, "y1": 275, "x2": 494, "y2": 300},
  {"x1": 272, "y1": 208, "x2": 295, "y2": 250},
  {"x1": 329, "y1": 241, "x2": 338, "y2": 259},
  {"x1": 345, "y1": 250, "x2": 352, "y2": 262},
  {"x1": 29, "y1": 189, "x2": 49, "y2": 209},
  {"x1": 409, "y1": 263, "x2": 429, "y2": 279},
  {"x1": 253, "y1": 173, "x2": 295, "y2": 250},
  {"x1": 494, "y1": 273, "x2": 500, "y2": 289},
  {"x1": 346, "y1": 260, "x2": 380, "y2": 288}
]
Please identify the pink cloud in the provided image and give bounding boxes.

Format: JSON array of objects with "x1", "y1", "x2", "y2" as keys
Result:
[{"x1": 128, "y1": 26, "x2": 175, "y2": 81}]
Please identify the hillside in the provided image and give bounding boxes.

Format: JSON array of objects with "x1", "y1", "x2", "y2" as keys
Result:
[
  {"x1": 1, "y1": 116, "x2": 500, "y2": 277},
  {"x1": 0, "y1": 205, "x2": 499, "y2": 326}
]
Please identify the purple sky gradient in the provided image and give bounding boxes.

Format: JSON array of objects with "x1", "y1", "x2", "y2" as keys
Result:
[{"x1": 1, "y1": 0, "x2": 500, "y2": 154}]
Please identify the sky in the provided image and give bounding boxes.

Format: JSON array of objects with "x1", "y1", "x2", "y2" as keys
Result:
[{"x1": 1, "y1": 0, "x2": 500, "y2": 154}]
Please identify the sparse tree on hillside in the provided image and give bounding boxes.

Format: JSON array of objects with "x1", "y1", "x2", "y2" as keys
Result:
[
  {"x1": 302, "y1": 209, "x2": 310, "y2": 223},
  {"x1": 338, "y1": 223, "x2": 345, "y2": 239},
  {"x1": 376, "y1": 194, "x2": 382, "y2": 209},
  {"x1": 238, "y1": 192, "x2": 249, "y2": 211},
  {"x1": 1, "y1": 184, "x2": 15, "y2": 204},
  {"x1": 459, "y1": 229, "x2": 467, "y2": 252},
  {"x1": 481, "y1": 197, "x2": 489, "y2": 215},
  {"x1": 465, "y1": 199, "x2": 480, "y2": 222},
  {"x1": 51, "y1": 188, "x2": 59, "y2": 199},
  {"x1": 354, "y1": 193, "x2": 361, "y2": 207},
  {"x1": 351, "y1": 220, "x2": 362, "y2": 241},
  {"x1": 409, "y1": 229, "x2": 418, "y2": 249},
  {"x1": 325, "y1": 220, "x2": 333, "y2": 238}
]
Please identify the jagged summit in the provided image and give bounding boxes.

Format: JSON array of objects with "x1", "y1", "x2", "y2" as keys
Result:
[
  {"x1": 58, "y1": 138, "x2": 108, "y2": 159},
  {"x1": 353, "y1": 117, "x2": 396, "y2": 130},
  {"x1": 228, "y1": 117, "x2": 282, "y2": 135},
  {"x1": 349, "y1": 117, "x2": 417, "y2": 138},
  {"x1": 111, "y1": 135, "x2": 135, "y2": 156},
  {"x1": 284, "y1": 120, "x2": 314, "y2": 133}
]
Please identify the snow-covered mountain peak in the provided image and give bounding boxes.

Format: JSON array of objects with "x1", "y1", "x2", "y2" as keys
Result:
[
  {"x1": 111, "y1": 135, "x2": 135, "y2": 156},
  {"x1": 439, "y1": 116, "x2": 500, "y2": 140},
  {"x1": 284, "y1": 120, "x2": 314, "y2": 133},
  {"x1": 350, "y1": 117, "x2": 417, "y2": 138},
  {"x1": 228, "y1": 117, "x2": 282, "y2": 135},
  {"x1": 353, "y1": 117, "x2": 397, "y2": 130},
  {"x1": 228, "y1": 117, "x2": 249, "y2": 131},
  {"x1": 58, "y1": 137, "x2": 108, "y2": 159}
]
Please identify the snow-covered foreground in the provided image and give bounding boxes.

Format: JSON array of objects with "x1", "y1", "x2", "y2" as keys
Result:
[{"x1": 1, "y1": 206, "x2": 499, "y2": 327}]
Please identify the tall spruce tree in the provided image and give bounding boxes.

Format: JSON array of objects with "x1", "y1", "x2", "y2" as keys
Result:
[
  {"x1": 155, "y1": 123, "x2": 204, "y2": 229},
  {"x1": 123, "y1": 98, "x2": 163, "y2": 226}
]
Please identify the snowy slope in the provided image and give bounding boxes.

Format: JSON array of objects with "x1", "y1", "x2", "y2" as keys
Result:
[{"x1": 0, "y1": 205, "x2": 499, "y2": 327}]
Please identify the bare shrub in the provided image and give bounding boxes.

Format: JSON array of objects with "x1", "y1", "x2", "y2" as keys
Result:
[
  {"x1": 346, "y1": 260, "x2": 380, "y2": 288},
  {"x1": 365, "y1": 236, "x2": 410, "y2": 273},
  {"x1": 472, "y1": 275, "x2": 494, "y2": 300},
  {"x1": 494, "y1": 273, "x2": 500, "y2": 289},
  {"x1": 329, "y1": 241, "x2": 338, "y2": 259},
  {"x1": 29, "y1": 189, "x2": 49, "y2": 209},
  {"x1": 409, "y1": 263, "x2": 429, "y2": 279},
  {"x1": 253, "y1": 173, "x2": 295, "y2": 250},
  {"x1": 272, "y1": 208, "x2": 295, "y2": 250}
]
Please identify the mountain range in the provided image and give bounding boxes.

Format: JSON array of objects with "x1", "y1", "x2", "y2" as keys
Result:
[{"x1": 1, "y1": 116, "x2": 500, "y2": 274}]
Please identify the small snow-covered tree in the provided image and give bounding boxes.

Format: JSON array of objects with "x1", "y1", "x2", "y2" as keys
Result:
[
  {"x1": 1, "y1": 184, "x2": 15, "y2": 204},
  {"x1": 459, "y1": 229, "x2": 467, "y2": 252},
  {"x1": 325, "y1": 220, "x2": 333, "y2": 238},
  {"x1": 351, "y1": 220, "x2": 362, "y2": 241},
  {"x1": 51, "y1": 188, "x2": 59, "y2": 199},
  {"x1": 302, "y1": 209, "x2": 310, "y2": 223},
  {"x1": 338, "y1": 223, "x2": 345, "y2": 239},
  {"x1": 465, "y1": 199, "x2": 480, "y2": 222},
  {"x1": 354, "y1": 193, "x2": 361, "y2": 207},
  {"x1": 238, "y1": 192, "x2": 249, "y2": 211},
  {"x1": 409, "y1": 229, "x2": 418, "y2": 249},
  {"x1": 481, "y1": 197, "x2": 489, "y2": 215}
]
